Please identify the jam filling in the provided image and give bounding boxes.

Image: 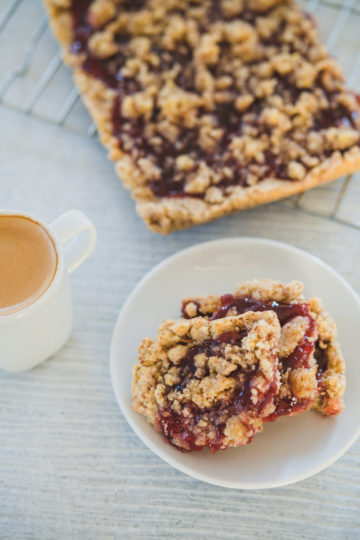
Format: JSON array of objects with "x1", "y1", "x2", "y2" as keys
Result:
[
  {"x1": 207, "y1": 294, "x2": 309, "y2": 324},
  {"x1": 158, "y1": 329, "x2": 276, "y2": 452},
  {"x1": 314, "y1": 344, "x2": 329, "y2": 378},
  {"x1": 266, "y1": 315, "x2": 317, "y2": 422},
  {"x1": 71, "y1": 0, "x2": 94, "y2": 56},
  {"x1": 182, "y1": 294, "x2": 317, "y2": 419},
  {"x1": 282, "y1": 316, "x2": 316, "y2": 372},
  {"x1": 173, "y1": 330, "x2": 247, "y2": 393},
  {"x1": 265, "y1": 397, "x2": 312, "y2": 420},
  {"x1": 69, "y1": 1, "x2": 360, "y2": 199},
  {"x1": 313, "y1": 103, "x2": 359, "y2": 131},
  {"x1": 313, "y1": 344, "x2": 329, "y2": 402}
]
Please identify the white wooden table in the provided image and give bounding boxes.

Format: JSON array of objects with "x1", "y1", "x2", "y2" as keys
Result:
[{"x1": 1, "y1": 1, "x2": 360, "y2": 538}]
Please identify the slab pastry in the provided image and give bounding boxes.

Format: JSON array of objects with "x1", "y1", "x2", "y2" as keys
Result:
[
  {"x1": 182, "y1": 279, "x2": 345, "y2": 418},
  {"x1": 45, "y1": 0, "x2": 360, "y2": 233},
  {"x1": 132, "y1": 312, "x2": 281, "y2": 452}
]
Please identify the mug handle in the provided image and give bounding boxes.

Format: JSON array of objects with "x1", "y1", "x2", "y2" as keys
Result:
[{"x1": 50, "y1": 210, "x2": 97, "y2": 274}]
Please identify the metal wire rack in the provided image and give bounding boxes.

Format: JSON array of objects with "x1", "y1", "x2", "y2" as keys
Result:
[{"x1": 0, "y1": 0, "x2": 359, "y2": 229}]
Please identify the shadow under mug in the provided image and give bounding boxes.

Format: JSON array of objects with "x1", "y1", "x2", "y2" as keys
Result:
[{"x1": 0, "y1": 210, "x2": 97, "y2": 372}]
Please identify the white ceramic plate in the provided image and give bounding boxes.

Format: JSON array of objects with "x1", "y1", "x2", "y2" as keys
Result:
[{"x1": 110, "y1": 238, "x2": 360, "y2": 489}]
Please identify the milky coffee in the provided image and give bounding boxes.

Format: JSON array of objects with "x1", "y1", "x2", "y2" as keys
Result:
[{"x1": 0, "y1": 215, "x2": 58, "y2": 315}]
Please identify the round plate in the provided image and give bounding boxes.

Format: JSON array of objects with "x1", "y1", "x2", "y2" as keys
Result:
[{"x1": 110, "y1": 238, "x2": 360, "y2": 489}]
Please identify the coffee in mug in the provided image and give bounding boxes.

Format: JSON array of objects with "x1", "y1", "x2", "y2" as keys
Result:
[
  {"x1": 0, "y1": 215, "x2": 58, "y2": 315},
  {"x1": 0, "y1": 210, "x2": 96, "y2": 372}
]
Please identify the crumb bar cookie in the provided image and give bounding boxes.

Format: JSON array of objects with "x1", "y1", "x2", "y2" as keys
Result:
[
  {"x1": 132, "y1": 312, "x2": 280, "y2": 452},
  {"x1": 45, "y1": 0, "x2": 360, "y2": 233},
  {"x1": 182, "y1": 279, "x2": 345, "y2": 418}
]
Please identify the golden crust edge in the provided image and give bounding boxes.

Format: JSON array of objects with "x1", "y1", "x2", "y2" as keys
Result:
[{"x1": 136, "y1": 150, "x2": 360, "y2": 234}]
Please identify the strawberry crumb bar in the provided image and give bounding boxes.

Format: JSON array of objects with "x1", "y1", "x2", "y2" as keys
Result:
[
  {"x1": 45, "y1": 0, "x2": 360, "y2": 233},
  {"x1": 132, "y1": 312, "x2": 280, "y2": 452},
  {"x1": 182, "y1": 279, "x2": 345, "y2": 418}
]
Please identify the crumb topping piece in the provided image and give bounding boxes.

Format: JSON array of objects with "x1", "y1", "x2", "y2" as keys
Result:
[{"x1": 132, "y1": 312, "x2": 281, "y2": 452}]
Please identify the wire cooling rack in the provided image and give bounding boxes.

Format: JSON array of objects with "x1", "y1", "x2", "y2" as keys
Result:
[{"x1": 0, "y1": 0, "x2": 359, "y2": 229}]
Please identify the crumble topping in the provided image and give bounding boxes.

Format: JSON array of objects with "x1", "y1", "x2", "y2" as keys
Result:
[
  {"x1": 50, "y1": 0, "x2": 360, "y2": 204},
  {"x1": 182, "y1": 279, "x2": 346, "y2": 419},
  {"x1": 132, "y1": 312, "x2": 281, "y2": 452}
]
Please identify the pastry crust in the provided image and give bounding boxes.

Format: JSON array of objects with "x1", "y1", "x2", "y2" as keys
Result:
[
  {"x1": 45, "y1": 0, "x2": 360, "y2": 233},
  {"x1": 182, "y1": 279, "x2": 345, "y2": 417},
  {"x1": 132, "y1": 312, "x2": 281, "y2": 451}
]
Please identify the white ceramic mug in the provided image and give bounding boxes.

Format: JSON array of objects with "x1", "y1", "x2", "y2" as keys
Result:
[{"x1": 0, "y1": 210, "x2": 97, "y2": 372}]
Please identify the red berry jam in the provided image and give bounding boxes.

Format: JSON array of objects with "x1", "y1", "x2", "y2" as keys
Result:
[
  {"x1": 173, "y1": 330, "x2": 247, "y2": 393},
  {"x1": 210, "y1": 294, "x2": 309, "y2": 324},
  {"x1": 314, "y1": 345, "x2": 329, "y2": 377}
]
